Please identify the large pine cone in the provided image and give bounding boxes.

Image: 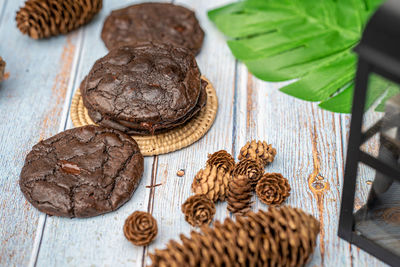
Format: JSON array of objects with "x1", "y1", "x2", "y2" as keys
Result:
[
  {"x1": 227, "y1": 177, "x2": 253, "y2": 216},
  {"x1": 148, "y1": 206, "x2": 320, "y2": 267},
  {"x1": 233, "y1": 158, "x2": 264, "y2": 187},
  {"x1": 182, "y1": 194, "x2": 216, "y2": 227},
  {"x1": 16, "y1": 0, "x2": 102, "y2": 39},
  {"x1": 123, "y1": 211, "x2": 158, "y2": 246},
  {"x1": 256, "y1": 173, "x2": 291, "y2": 205},
  {"x1": 239, "y1": 140, "x2": 276, "y2": 167},
  {"x1": 192, "y1": 150, "x2": 235, "y2": 202}
]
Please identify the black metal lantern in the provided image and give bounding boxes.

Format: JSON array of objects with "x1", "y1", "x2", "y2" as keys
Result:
[{"x1": 338, "y1": 0, "x2": 400, "y2": 265}]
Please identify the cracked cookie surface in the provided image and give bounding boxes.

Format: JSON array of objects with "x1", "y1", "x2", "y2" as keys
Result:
[
  {"x1": 19, "y1": 125, "x2": 144, "y2": 218},
  {"x1": 81, "y1": 43, "x2": 204, "y2": 135},
  {"x1": 101, "y1": 3, "x2": 204, "y2": 54}
]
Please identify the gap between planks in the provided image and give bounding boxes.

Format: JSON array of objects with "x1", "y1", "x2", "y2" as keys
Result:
[
  {"x1": 27, "y1": 28, "x2": 85, "y2": 267},
  {"x1": 141, "y1": 155, "x2": 159, "y2": 267}
]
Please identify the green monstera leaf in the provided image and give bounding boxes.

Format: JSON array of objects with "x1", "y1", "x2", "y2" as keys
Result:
[{"x1": 208, "y1": 0, "x2": 399, "y2": 113}]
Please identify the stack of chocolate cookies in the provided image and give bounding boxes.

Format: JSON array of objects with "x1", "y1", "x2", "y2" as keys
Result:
[
  {"x1": 19, "y1": 2, "x2": 206, "y2": 218},
  {"x1": 80, "y1": 2, "x2": 206, "y2": 135},
  {"x1": 80, "y1": 43, "x2": 207, "y2": 135}
]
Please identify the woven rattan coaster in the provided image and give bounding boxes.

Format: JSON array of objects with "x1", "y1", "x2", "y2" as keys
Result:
[{"x1": 70, "y1": 77, "x2": 218, "y2": 156}]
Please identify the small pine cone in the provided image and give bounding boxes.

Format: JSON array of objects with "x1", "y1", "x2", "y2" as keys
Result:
[
  {"x1": 16, "y1": 0, "x2": 102, "y2": 39},
  {"x1": 192, "y1": 166, "x2": 231, "y2": 202},
  {"x1": 182, "y1": 194, "x2": 216, "y2": 227},
  {"x1": 148, "y1": 206, "x2": 320, "y2": 267},
  {"x1": 0, "y1": 57, "x2": 5, "y2": 82},
  {"x1": 233, "y1": 159, "x2": 264, "y2": 187},
  {"x1": 123, "y1": 211, "x2": 157, "y2": 246},
  {"x1": 239, "y1": 140, "x2": 276, "y2": 167},
  {"x1": 227, "y1": 177, "x2": 253, "y2": 216},
  {"x1": 192, "y1": 150, "x2": 234, "y2": 202},
  {"x1": 256, "y1": 173, "x2": 291, "y2": 206},
  {"x1": 206, "y1": 150, "x2": 235, "y2": 172}
]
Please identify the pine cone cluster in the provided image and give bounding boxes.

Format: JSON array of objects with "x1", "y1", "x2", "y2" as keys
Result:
[
  {"x1": 16, "y1": 0, "x2": 102, "y2": 39},
  {"x1": 256, "y1": 173, "x2": 291, "y2": 206},
  {"x1": 227, "y1": 177, "x2": 253, "y2": 216},
  {"x1": 191, "y1": 150, "x2": 235, "y2": 202},
  {"x1": 239, "y1": 140, "x2": 276, "y2": 167},
  {"x1": 149, "y1": 206, "x2": 320, "y2": 267},
  {"x1": 182, "y1": 194, "x2": 216, "y2": 227},
  {"x1": 0, "y1": 57, "x2": 5, "y2": 82},
  {"x1": 188, "y1": 141, "x2": 287, "y2": 220},
  {"x1": 123, "y1": 211, "x2": 158, "y2": 246}
]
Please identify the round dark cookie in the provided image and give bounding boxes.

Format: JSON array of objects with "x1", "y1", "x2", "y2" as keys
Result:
[
  {"x1": 81, "y1": 43, "x2": 204, "y2": 135},
  {"x1": 19, "y1": 125, "x2": 144, "y2": 218},
  {"x1": 101, "y1": 3, "x2": 204, "y2": 55}
]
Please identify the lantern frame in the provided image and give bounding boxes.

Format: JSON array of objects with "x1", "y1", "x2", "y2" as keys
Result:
[{"x1": 338, "y1": 1, "x2": 400, "y2": 266}]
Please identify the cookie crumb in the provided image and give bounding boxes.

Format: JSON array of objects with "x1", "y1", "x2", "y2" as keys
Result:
[{"x1": 177, "y1": 169, "x2": 185, "y2": 177}]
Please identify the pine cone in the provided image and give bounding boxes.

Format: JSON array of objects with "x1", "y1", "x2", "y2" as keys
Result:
[
  {"x1": 192, "y1": 150, "x2": 235, "y2": 202},
  {"x1": 233, "y1": 158, "x2": 264, "y2": 187},
  {"x1": 148, "y1": 206, "x2": 320, "y2": 267},
  {"x1": 0, "y1": 57, "x2": 5, "y2": 82},
  {"x1": 227, "y1": 177, "x2": 253, "y2": 216},
  {"x1": 256, "y1": 173, "x2": 291, "y2": 206},
  {"x1": 123, "y1": 211, "x2": 158, "y2": 246},
  {"x1": 206, "y1": 150, "x2": 235, "y2": 172},
  {"x1": 16, "y1": 0, "x2": 102, "y2": 39},
  {"x1": 182, "y1": 194, "x2": 216, "y2": 227},
  {"x1": 239, "y1": 140, "x2": 276, "y2": 167}
]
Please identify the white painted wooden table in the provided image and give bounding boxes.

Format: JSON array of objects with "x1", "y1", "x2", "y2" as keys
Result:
[{"x1": 0, "y1": 0, "x2": 387, "y2": 266}]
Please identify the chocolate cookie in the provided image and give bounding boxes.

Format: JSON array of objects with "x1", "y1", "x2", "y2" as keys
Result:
[
  {"x1": 101, "y1": 3, "x2": 204, "y2": 55},
  {"x1": 19, "y1": 125, "x2": 144, "y2": 218},
  {"x1": 81, "y1": 43, "x2": 206, "y2": 135}
]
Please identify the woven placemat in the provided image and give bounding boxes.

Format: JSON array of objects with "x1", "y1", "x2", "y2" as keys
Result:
[{"x1": 70, "y1": 77, "x2": 218, "y2": 156}]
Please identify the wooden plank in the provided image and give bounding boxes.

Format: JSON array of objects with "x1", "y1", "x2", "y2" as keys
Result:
[
  {"x1": 35, "y1": 1, "x2": 169, "y2": 266},
  {"x1": 0, "y1": 1, "x2": 81, "y2": 266},
  {"x1": 144, "y1": 0, "x2": 237, "y2": 265}
]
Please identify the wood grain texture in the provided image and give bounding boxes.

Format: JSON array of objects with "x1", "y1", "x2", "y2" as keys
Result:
[
  {"x1": 0, "y1": 0, "x2": 80, "y2": 265},
  {"x1": 0, "y1": 0, "x2": 389, "y2": 266}
]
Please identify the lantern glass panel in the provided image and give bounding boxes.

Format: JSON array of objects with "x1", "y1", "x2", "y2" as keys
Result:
[
  {"x1": 353, "y1": 164, "x2": 400, "y2": 257},
  {"x1": 352, "y1": 74, "x2": 400, "y2": 257}
]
